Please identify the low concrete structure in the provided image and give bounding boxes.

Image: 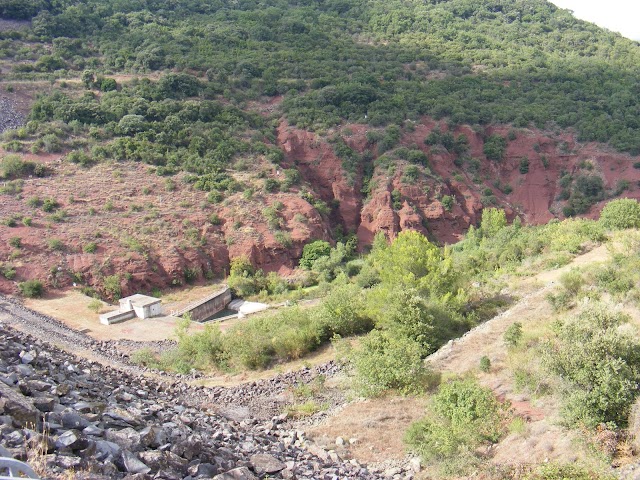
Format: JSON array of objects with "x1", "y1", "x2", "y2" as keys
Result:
[
  {"x1": 228, "y1": 299, "x2": 269, "y2": 318},
  {"x1": 173, "y1": 286, "x2": 232, "y2": 322},
  {"x1": 119, "y1": 294, "x2": 162, "y2": 319},
  {"x1": 100, "y1": 294, "x2": 162, "y2": 325}
]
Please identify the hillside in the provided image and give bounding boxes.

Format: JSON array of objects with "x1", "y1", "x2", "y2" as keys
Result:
[{"x1": 0, "y1": 0, "x2": 639, "y2": 295}]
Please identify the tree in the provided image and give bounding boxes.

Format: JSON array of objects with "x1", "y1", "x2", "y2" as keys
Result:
[
  {"x1": 371, "y1": 230, "x2": 457, "y2": 298},
  {"x1": 351, "y1": 329, "x2": 430, "y2": 397},
  {"x1": 480, "y1": 208, "x2": 507, "y2": 238},
  {"x1": 81, "y1": 69, "x2": 96, "y2": 89},
  {"x1": 542, "y1": 304, "x2": 640, "y2": 427},
  {"x1": 300, "y1": 240, "x2": 331, "y2": 269},
  {"x1": 483, "y1": 134, "x2": 507, "y2": 161}
]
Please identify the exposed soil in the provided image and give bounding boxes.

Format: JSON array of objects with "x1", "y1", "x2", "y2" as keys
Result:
[
  {"x1": 307, "y1": 396, "x2": 427, "y2": 464},
  {"x1": 1, "y1": 82, "x2": 639, "y2": 296}
]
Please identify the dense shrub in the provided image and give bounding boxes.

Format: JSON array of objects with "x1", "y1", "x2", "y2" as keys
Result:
[
  {"x1": 483, "y1": 135, "x2": 507, "y2": 161},
  {"x1": 405, "y1": 378, "x2": 504, "y2": 467},
  {"x1": 18, "y1": 280, "x2": 44, "y2": 298},
  {"x1": 542, "y1": 304, "x2": 640, "y2": 428},
  {"x1": 351, "y1": 330, "x2": 433, "y2": 397},
  {"x1": 299, "y1": 240, "x2": 331, "y2": 269},
  {"x1": 599, "y1": 198, "x2": 640, "y2": 230}
]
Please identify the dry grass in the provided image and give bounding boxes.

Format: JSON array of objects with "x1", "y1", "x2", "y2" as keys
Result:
[{"x1": 307, "y1": 396, "x2": 427, "y2": 464}]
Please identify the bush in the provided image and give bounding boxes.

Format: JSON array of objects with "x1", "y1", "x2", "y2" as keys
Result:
[
  {"x1": 503, "y1": 322, "x2": 523, "y2": 348},
  {"x1": 47, "y1": 238, "x2": 64, "y2": 251},
  {"x1": 599, "y1": 198, "x2": 640, "y2": 230},
  {"x1": 83, "y1": 242, "x2": 98, "y2": 253},
  {"x1": 479, "y1": 356, "x2": 491, "y2": 372},
  {"x1": 483, "y1": 134, "x2": 506, "y2": 161},
  {"x1": 0, "y1": 263, "x2": 16, "y2": 280},
  {"x1": 315, "y1": 284, "x2": 373, "y2": 337},
  {"x1": 102, "y1": 274, "x2": 122, "y2": 300},
  {"x1": 42, "y1": 198, "x2": 59, "y2": 212},
  {"x1": 0, "y1": 154, "x2": 43, "y2": 179},
  {"x1": 8, "y1": 237, "x2": 21, "y2": 248},
  {"x1": 542, "y1": 304, "x2": 640, "y2": 428},
  {"x1": 405, "y1": 378, "x2": 504, "y2": 466},
  {"x1": 18, "y1": 280, "x2": 44, "y2": 298},
  {"x1": 351, "y1": 330, "x2": 434, "y2": 397},
  {"x1": 480, "y1": 208, "x2": 507, "y2": 238},
  {"x1": 300, "y1": 240, "x2": 331, "y2": 269},
  {"x1": 167, "y1": 319, "x2": 226, "y2": 372}
]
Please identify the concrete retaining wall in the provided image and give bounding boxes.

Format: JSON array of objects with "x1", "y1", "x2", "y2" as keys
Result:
[
  {"x1": 173, "y1": 286, "x2": 232, "y2": 322},
  {"x1": 99, "y1": 310, "x2": 135, "y2": 325}
]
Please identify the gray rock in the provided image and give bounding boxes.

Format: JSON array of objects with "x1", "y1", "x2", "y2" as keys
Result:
[
  {"x1": 20, "y1": 351, "x2": 35, "y2": 364},
  {"x1": 33, "y1": 396, "x2": 57, "y2": 413},
  {"x1": 83, "y1": 424, "x2": 104, "y2": 436},
  {"x1": 55, "y1": 430, "x2": 82, "y2": 449},
  {"x1": 213, "y1": 467, "x2": 258, "y2": 480},
  {"x1": 61, "y1": 411, "x2": 90, "y2": 429},
  {"x1": 139, "y1": 425, "x2": 167, "y2": 448},
  {"x1": 250, "y1": 453, "x2": 286, "y2": 474},
  {"x1": 121, "y1": 450, "x2": 151, "y2": 474},
  {"x1": 105, "y1": 427, "x2": 141, "y2": 451}
]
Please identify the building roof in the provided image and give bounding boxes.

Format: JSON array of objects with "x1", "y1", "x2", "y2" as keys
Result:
[{"x1": 121, "y1": 294, "x2": 161, "y2": 307}]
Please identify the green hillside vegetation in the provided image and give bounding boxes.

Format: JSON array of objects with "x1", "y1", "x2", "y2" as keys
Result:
[
  {"x1": 134, "y1": 205, "x2": 613, "y2": 377},
  {"x1": 130, "y1": 199, "x2": 640, "y2": 476},
  {"x1": 2, "y1": 0, "x2": 640, "y2": 175}
]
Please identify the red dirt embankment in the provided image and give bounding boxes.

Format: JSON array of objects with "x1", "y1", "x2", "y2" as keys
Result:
[{"x1": 1, "y1": 118, "x2": 639, "y2": 296}]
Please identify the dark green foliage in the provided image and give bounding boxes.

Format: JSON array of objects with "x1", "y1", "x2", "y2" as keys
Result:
[
  {"x1": 479, "y1": 356, "x2": 491, "y2": 373},
  {"x1": 351, "y1": 330, "x2": 433, "y2": 396},
  {"x1": 542, "y1": 305, "x2": 640, "y2": 428},
  {"x1": 8, "y1": 236, "x2": 21, "y2": 248},
  {"x1": 405, "y1": 378, "x2": 504, "y2": 466},
  {"x1": 519, "y1": 157, "x2": 529, "y2": 174},
  {"x1": 8, "y1": 0, "x2": 640, "y2": 154},
  {"x1": 483, "y1": 135, "x2": 507, "y2": 161},
  {"x1": 1, "y1": 155, "x2": 47, "y2": 179},
  {"x1": 300, "y1": 240, "x2": 331, "y2": 269},
  {"x1": 441, "y1": 195, "x2": 453, "y2": 211},
  {"x1": 42, "y1": 198, "x2": 59, "y2": 212},
  {"x1": 18, "y1": 280, "x2": 44, "y2": 298},
  {"x1": 503, "y1": 322, "x2": 523, "y2": 348}
]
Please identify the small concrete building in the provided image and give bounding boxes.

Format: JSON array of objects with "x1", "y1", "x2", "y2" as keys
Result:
[
  {"x1": 119, "y1": 294, "x2": 162, "y2": 319},
  {"x1": 100, "y1": 294, "x2": 162, "y2": 325}
]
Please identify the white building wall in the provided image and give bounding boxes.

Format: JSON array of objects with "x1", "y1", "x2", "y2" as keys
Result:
[
  {"x1": 150, "y1": 303, "x2": 162, "y2": 317},
  {"x1": 133, "y1": 304, "x2": 145, "y2": 318}
]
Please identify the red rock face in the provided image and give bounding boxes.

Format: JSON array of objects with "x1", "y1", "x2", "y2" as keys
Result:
[{"x1": 1, "y1": 118, "x2": 639, "y2": 296}]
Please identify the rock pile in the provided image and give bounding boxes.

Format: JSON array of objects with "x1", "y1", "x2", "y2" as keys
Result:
[
  {"x1": 0, "y1": 97, "x2": 25, "y2": 133},
  {"x1": 0, "y1": 323, "x2": 390, "y2": 479}
]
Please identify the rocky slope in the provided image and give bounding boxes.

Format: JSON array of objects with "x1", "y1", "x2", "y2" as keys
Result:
[{"x1": 0, "y1": 316, "x2": 404, "y2": 479}]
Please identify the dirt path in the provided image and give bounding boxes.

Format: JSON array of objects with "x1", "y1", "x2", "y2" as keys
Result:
[{"x1": 428, "y1": 244, "x2": 609, "y2": 373}]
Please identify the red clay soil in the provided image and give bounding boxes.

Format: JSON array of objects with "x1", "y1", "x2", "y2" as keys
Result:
[{"x1": 1, "y1": 116, "x2": 640, "y2": 296}]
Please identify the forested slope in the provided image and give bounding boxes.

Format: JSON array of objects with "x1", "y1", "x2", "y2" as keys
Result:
[{"x1": 0, "y1": 0, "x2": 639, "y2": 295}]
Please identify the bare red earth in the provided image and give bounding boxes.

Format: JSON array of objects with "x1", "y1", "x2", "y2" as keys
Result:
[{"x1": 1, "y1": 118, "x2": 639, "y2": 296}]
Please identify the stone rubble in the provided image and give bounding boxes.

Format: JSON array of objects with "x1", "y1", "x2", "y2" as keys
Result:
[
  {"x1": 0, "y1": 322, "x2": 420, "y2": 479},
  {"x1": 0, "y1": 97, "x2": 26, "y2": 134}
]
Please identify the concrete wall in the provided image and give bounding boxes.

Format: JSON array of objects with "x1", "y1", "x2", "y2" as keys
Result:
[
  {"x1": 99, "y1": 310, "x2": 135, "y2": 325},
  {"x1": 176, "y1": 287, "x2": 232, "y2": 322}
]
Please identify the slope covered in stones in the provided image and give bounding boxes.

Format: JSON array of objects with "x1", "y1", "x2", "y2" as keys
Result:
[{"x1": 0, "y1": 318, "x2": 391, "y2": 479}]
